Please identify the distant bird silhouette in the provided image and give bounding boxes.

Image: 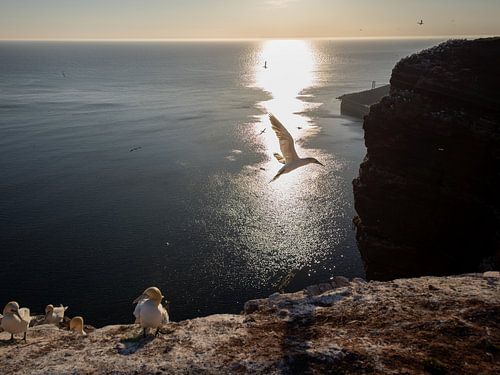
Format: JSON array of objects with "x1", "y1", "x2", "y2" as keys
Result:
[
  {"x1": 264, "y1": 61, "x2": 268, "y2": 69},
  {"x1": 259, "y1": 128, "x2": 266, "y2": 135},
  {"x1": 269, "y1": 114, "x2": 323, "y2": 182},
  {"x1": 418, "y1": 19, "x2": 424, "y2": 25},
  {"x1": 61, "y1": 71, "x2": 66, "y2": 78}
]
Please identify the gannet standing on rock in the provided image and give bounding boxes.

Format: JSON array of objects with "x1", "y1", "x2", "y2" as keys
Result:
[
  {"x1": 268, "y1": 114, "x2": 323, "y2": 182},
  {"x1": 133, "y1": 287, "x2": 169, "y2": 337},
  {"x1": 1, "y1": 301, "x2": 31, "y2": 341},
  {"x1": 44, "y1": 304, "x2": 68, "y2": 325},
  {"x1": 69, "y1": 316, "x2": 86, "y2": 336}
]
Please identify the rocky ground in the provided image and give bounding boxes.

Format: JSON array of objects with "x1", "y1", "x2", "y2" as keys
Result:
[{"x1": 1, "y1": 272, "x2": 499, "y2": 374}]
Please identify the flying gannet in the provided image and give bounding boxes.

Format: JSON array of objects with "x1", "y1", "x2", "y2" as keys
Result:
[
  {"x1": 269, "y1": 114, "x2": 323, "y2": 182},
  {"x1": 69, "y1": 316, "x2": 87, "y2": 336},
  {"x1": 1, "y1": 301, "x2": 31, "y2": 342},
  {"x1": 133, "y1": 287, "x2": 169, "y2": 337},
  {"x1": 44, "y1": 304, "x2": 68, "y2": 326}
]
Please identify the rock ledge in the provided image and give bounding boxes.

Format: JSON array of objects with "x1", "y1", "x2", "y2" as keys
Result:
[{"x1": 1, "y1": 273, "x2": 499, "y2": 374}]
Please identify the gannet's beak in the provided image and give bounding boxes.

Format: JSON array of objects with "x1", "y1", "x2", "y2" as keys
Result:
[
  {"x1": 316, "y1": 160, "x2": 324, "y2": 166},
  {"x1": 133, "y1": 294, "x2": 146, "y2": 304}
]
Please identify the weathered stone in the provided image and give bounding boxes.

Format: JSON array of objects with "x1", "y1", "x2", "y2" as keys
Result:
[
  {"x1": 305, "y1": 284, "x2": 321, "y2": 296},
  {"x1": 243, "y1": 300, "x2": 261, "y2": 314},
  {"x1": 318, "y1": 283, "x2": 333, "y2": 293},
  {"x1": 333, "y1": 276, "x2": 350, "y2": 287},
  {"x1": 483, "y1": 271, "x2": 500, "y2": 278}
]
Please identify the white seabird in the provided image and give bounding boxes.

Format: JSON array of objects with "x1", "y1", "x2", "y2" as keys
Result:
[
  {"x1": 44, "y1": 304, "x2": 68, "y2": 325},
  {"x1": 133, "y1": 286, "x2": 169, "y2": 337},
  {"x1": 1, "y1": 301, "x2": 32, "y2": 341},
  {"x1": 268, "y1": 114, "x2": 323, "y2": 182},
  {"x1": 69, "y1": 316, "x2": 86, "y2": 336}
]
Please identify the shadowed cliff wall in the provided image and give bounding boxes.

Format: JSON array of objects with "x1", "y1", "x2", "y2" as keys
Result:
[{"x1": 353, "y1": 38, "x2": 500, "y2": 280}]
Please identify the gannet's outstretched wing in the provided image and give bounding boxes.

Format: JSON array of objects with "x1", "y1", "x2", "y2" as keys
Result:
[{"x1": 269, "y1": 114, "x2": 299, "y2": 163}]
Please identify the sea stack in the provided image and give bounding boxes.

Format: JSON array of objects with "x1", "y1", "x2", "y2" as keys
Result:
[{"x1": 353, "y1": 37, "x2": 500, "y2": 280}]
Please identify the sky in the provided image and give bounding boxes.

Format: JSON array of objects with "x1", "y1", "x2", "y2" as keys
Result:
[{"x1": 0, "y1": 0, "x2": 499, "y2": 40}]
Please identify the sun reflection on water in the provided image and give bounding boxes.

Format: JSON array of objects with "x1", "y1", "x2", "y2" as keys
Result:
[
  {"x1": 197, "y1": 39, "x2": 356, "y2": 294},
  {"x1": 251, "y1": 39, "x2": 323, "y2": 186}
]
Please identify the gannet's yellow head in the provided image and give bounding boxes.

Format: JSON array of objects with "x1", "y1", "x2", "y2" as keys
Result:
[
  {"x1": 70, "y1": 316, "x2": 87, "y2": 335},
  {"x1": 133, "y1": 286, "x2": 164, "y2": 304},
  {"x1": 3, "y1": 301, "x2": 21, "y2": 318},
  {"x1": 45, "y1": 304, "x2": 54, "y2": 314}
]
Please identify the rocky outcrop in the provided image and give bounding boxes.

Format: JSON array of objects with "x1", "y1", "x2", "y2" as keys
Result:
[
  {"x1": 353, "y1": 38, "x2": 500, "y2": 280},
  {"x1": 339, "y1": 84, "x2": 391, "y2": 118},
  {"x1": 0, "y1": 273, "x2": 499, "y2": 374}
]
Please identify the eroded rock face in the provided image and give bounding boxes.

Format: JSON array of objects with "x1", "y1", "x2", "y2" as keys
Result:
[{"x1": 353, "y1": 38, "x2": 500, "y2": 280}]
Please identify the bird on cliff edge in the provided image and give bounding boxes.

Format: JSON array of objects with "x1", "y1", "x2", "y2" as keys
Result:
[
  {"x1": 44, "y1": 304, "x2": 68, "y2": 326},
  {"x1": 268, "y1": 114, "x2": 323, "y2": 182},
  {"x1": 133, "y1": 286, "x2": 169, "y2": 337},
  {"x1": 1, "y1": 301, "x2": 32, "y2": 342},
  {"x1": 69, "y1": 316, "x2": 87, "y2": 336}
]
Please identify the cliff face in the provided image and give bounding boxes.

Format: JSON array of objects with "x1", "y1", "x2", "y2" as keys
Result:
[
  {"x1": 0, "y1": 273, "x2": 499, "y2": 374},
  {"x1": 353, "y1": 38, "x2": 500, "y2": 280}
]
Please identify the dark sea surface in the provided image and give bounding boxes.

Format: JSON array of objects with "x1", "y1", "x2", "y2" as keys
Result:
[{"x1": 0, "y1": 38, "x2": 444, "y2": 326}]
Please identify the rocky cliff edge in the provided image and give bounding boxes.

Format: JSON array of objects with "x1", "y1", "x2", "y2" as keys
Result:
[{"x1": 1, "y1": 273, "x2": 499, "y2": 374}]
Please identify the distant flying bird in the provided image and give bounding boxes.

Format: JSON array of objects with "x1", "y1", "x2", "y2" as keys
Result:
[
  {"x1": 1, "y1": 301, "x2": 31, "y2": 342},
  {"x1": 44, "y1": 304, "x2": 68, "y2": 326},
  {"x1": 133, "y1": 286, "x2": 169, "y2": 337},
  {"x1": 264, "y1": 61, "x2": 268, "y2": 69},
  {"x1": 269, "y1": 114, "x2": 323, "y2": 182},
  {"x1": 418, "y1": 20, "x2": 424, "y2": 25},
  {"x1": 259, "y1": 128, "x2": 266, "y2": 135}
]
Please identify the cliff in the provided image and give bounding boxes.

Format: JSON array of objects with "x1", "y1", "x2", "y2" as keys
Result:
[
  {"x1": 0, "y1": 273, "x2": 499, "y2": 374},
  {"x1": 353, "y1": 38, "x2": 500, "y2": 280}
]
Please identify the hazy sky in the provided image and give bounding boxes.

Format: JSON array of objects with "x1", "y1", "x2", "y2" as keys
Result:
[{"x1": 1, "y1": 0, "x2": 499, "y2": 40}]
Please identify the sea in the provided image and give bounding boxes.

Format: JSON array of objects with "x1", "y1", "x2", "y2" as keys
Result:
[{"x1": 0, "y1": 38, "x2": 445, "y2": 326}]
